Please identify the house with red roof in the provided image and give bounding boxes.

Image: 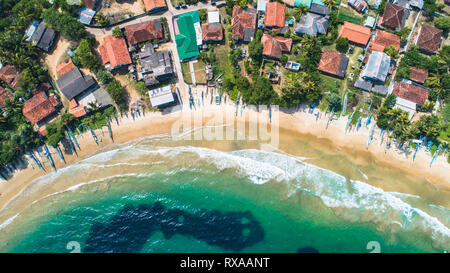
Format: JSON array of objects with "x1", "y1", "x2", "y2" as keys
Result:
[
  {"x1": 231, "y1": 6, "x2": 258, "y2": 43},
  {"x1": 317, "y1": 49, "x2": 349, "y2": 78},
  {"x1": 82, "y1": 0, "x2": 100, "y2": 10},
  {"x1": 0, "y1": 64, "x2": 20, "y2": 89},
  {"x1": 99, "y1": 35, "x2": 132, "y2": 71},
  {"x1": 379, "y1": 2, "x2": 406, "y2": 31},
  {"x1": 393, "y1": 81, "x2": 428, "y2": 106},
  {"x1": 261, "y1": 33, "x2": 292, "y2": 59},
  {"x1": 143, "y1": 0, "x2": 167, "y2": 13},
  {"x1": 202, "y1": 23, "x2": 224, "y2": 42},
  {"x1": 22, "y1": 92, "x2": 60, "y2": 126},
  {"x1": 415, "y1": 24, "x2": 443, "y2": 54},
  {"x1": 409, "y1": 67, "x2": 428, "y2": 84},
  {"x1": 363, "y1": 30, "x2": 401, "y2": 63},
  {"x1": 56, "y1": 58, "x2": 76, "y2": 78},
  {"x1": 0, "y1": 86, "x2": 13, "y2": 109},
  {"x1": 339, "y1": 22, "x2": 371, "y2": 46},
  {"x1": 369, "y1": 30, "x2": 401, "y2": 52},
  {"x1": 264, "y1": 2, "x2": 286, "y2": 29},
  {"x1": 124, "y1": 19, "x2": 164, "y2": 46}
]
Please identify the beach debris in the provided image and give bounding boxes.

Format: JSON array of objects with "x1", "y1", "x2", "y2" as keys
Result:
[
  {"x1": 36, "y1": 150, "x2": 46, "y2": 167},
  {"x1": 114, "y1": 113, "x2": 119, "y2": 126},
  {"x1": 342, "y1": 92, "x2": 347, "y2": 116},
  {"x1": 65, "y1": 131, "x2": 76, "y2": 155},
  {"x1": 356, "y1": 117, "x2": 363, "y2": 131},
  {"x1": 236, "y1": 92, "x2": 240, "y2": 116},
  {"x1": 66, "y1": 126, "x2": 80, "y2": 150},
  {"x1": 106, "y1": 117, "x2": 113, "y2": 141},
  {"x1": 366, "y1": 123, "x2": 376, "y2": 149},
  {"x1": 430, "y1": 144, "x2": 443, "y2": 167},
  {"x1": 413, "y1": 142, "x2": 419, "y2": 161},
  {"x1": 89, "y1": 126, "x2": 98, "y2": 145},
  {"x1": 24, "y1": 155, "x2": 35, "y2": 169},
  {"x1": 54, "y1": 143, "x2": 65, "y2": 163},
  {"x1": 379, "y1": 128, "x2": 385, "y2": 145},
  {"x1": 326, "y1": 107, "x2": 335, "y2": 129},
  {"x1": 29, "y1": 152, "x2": 43, "y2": 170},
  {"x1": 365, "y1": 113, "x2": 372, "y2": 127},
  {"x1": 44, "y1": 143, "x2": 56, "y2": 170},
  {"x1": 345, "y1": 112, "x2": 354, "y2": 133},
  {"x1": 269, "y1": 104, "x2": 272, "y2": 123},
  {"x1": 425, "y1": 140, "x2": 433, "y2": 152}
]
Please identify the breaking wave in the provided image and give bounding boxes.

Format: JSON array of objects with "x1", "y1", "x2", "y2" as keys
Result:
[{"x1": 0, "y1": 141, "x2": 449, "y2": 251}]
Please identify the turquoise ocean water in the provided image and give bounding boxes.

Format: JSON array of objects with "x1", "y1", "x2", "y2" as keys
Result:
[{"x1": 0, "y1": 131, "x2": 448, "y2": 253}]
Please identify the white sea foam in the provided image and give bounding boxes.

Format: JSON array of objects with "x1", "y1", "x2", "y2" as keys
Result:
[
  {"x1": 0, "y1": 214, "x2": 19, "y2": 229},
  {"x1": 1, "y1": 143, "x2": 449, "y2": 250}
]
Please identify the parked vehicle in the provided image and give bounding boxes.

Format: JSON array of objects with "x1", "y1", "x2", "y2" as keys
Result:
[
  {"x1": 175, "y1": 5, "x2": 180, "y2": 9},
  {"x1": 181, "y1": 4, "x2": 187, "y2": 8},
  {"x1": 215, "y1": 95, "x2": 221, "y2": 105}
]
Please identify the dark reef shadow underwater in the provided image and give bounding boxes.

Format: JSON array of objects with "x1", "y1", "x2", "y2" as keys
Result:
[{"x1": 83, "y1": 202, "x2": 265, "y2": 253}]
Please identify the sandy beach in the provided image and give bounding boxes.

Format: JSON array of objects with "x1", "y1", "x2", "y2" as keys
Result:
[{"x1": 0, "y1": 99, "x2": 449, "y2": 212}]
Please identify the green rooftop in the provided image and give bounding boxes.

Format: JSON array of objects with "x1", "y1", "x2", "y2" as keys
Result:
[
  {"x1": 175, "y1": 12, "x2": 200, "y2": 61},
  {"x1": 293, "y1": 0, "x2": 324, "y2": 8}
]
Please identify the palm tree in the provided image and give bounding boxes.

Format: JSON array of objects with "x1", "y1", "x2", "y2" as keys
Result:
[
  {"x1": 323, "y1": 0, "x2": 337, "y2": 8},
  {"x1": 87, "y1": 101, "x2": 100, "y2": 112}
]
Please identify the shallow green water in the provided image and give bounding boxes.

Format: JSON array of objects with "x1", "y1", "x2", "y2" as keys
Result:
[{"x1": 0, "y1": 132, "x2": 448, "y2": 253}]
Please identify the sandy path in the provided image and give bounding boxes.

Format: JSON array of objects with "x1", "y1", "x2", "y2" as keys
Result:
[{"x1": 44, "y1": 38, "x2": 71, "y2": 80}]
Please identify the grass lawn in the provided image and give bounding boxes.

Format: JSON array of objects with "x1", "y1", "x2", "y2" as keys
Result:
[
  {"x1": 171, "y1": 0, "x2": 185, "y2": 6},
  {"x1": 193, "y1": 60, "x2": 206, "y2": 83},
  {"x1": 181, "y1": 62, "x2": 192, "y2": 83}
]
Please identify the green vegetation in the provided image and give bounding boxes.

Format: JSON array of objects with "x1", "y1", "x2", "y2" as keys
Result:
[
  {"x1": 0, "y1": 99, "x2": 40, "y2": 167},
  {"x1": 433, "y1": 16, "x2": 450, "y2": 31},
  {"x1": 106, "y1": 80, "x2": 126, "y2": 110},
  {"x1": 335, "y1": 37, "x2": 349, "y2": 53},
  {"x1": 73, "y1": 38, "x2": 101, "y2": 72},
  {"x1": 112, "y1": 27, "x2": 123, "y2": 38},
  {"x1": 394, "y1": 27, "x2": 411, "y2": 44},
  {"x1": 384, "y1": 45, "x2": 400, "y2": 59},
  {"x1": 94, "y1": 12, "x2": 108, "y2": 27},
  {"x1": 42, "y1": 8, "x2": 86, "y2": 41},
  {"x1": 198, "y1": 9, "x2": 207, "y2": 23}
]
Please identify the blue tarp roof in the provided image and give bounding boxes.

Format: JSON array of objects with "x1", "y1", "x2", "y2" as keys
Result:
[
  {"x1": 294, "y1": 13, "x2": 328, "y2": 37},
  {"x1": 257, "y1": 0, "x2": 268, "y2": 12},
  {"x1": 362, "y1": 51, "x2": 391, "y2": 82},
  {"x1": 78, "y1": 8, "x2": 96, "y2": 25}
]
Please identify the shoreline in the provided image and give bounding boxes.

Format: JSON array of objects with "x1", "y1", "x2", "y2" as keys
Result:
[{"x1": 0, "y1": 103, "x2": 449, "y2": 211}]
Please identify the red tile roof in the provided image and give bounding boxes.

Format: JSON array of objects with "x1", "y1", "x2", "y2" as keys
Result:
[
  {"x1": 0, "y1": 86, "x2": 13, "y2": 108},
  {"x1": 68, "y1": 99, "x2": 87, "y2": 118},
  {"x1": 416, "y1": 24, "x2": 443, "y2": 53},
  {"x1": 393, "y1": 81, "x2": 428, "y2": 105},
  {"x1": 82, "y1": 0, "x2": 96, "y2": 10},
  {"x1": 380, "y1": 2, "x2": 405, "y2": 30},
  {"x1": 38, "y1": 126, "x2": 47, "y2": 136},
  {"x1": 201, "y1": 23, "x2": 224, "y2": 41},
  {"x1": 264, "y1": 2, "x2": 286, "y2": 28},
  {"x1": 124, "y1": 20, "x2": 163, "y2": 45},
  {"x1": 99, "y1": 35, "x2": 132, "y2": 69},
  {"x1": 409, "y1": 67, "x2": 428, "y2": 84},
  {"x1": 318, "y1": 49, "x2": 346, "y2": 77},
  {"x1": 31, "y1": 82, "x2": 52, "y2": 96},
  {"x1": 0, "y1": 64, "x2": 19, "y2": 89},
  {"x1": 339, "y1": 21, "x2": 371, "y2": 46},
  {"x1": 231, "y1": 5, "x2": 257, "y2": 41},
  {"x1": 56, "y1": 58, "x2": 76, "y2": 77},
  {"x1": 143, "y1": 0, "x2": 166, "y2": 12},
  {"x1": 22, "y1": 92, "x2": 57, "y2": 124},
  {"x1": 369, "y1": 30, "x2": 401, "y2": 52},
  {"x1": 261, "y1": 34, "x2": 292, "y2": 59}
]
